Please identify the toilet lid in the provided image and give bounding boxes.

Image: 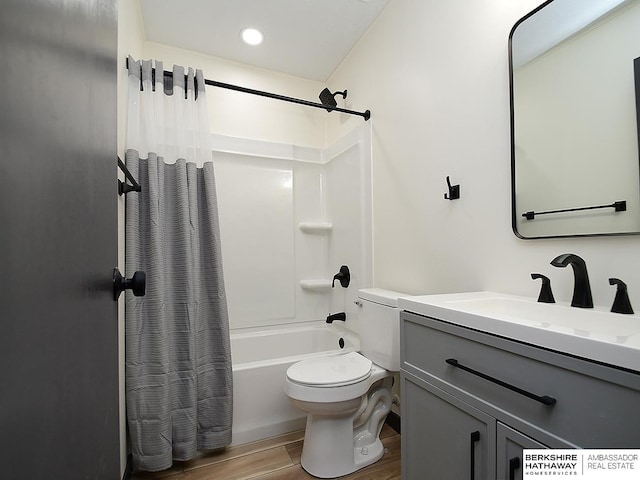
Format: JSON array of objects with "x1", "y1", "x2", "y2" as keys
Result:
[{"x1": 286, "y1": 352, "x2": 373, "y2": 387}]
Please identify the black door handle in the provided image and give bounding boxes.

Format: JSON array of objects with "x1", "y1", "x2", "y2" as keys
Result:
[
  {"x1": 509, "y1": 456, "x2": 521, "y2": 480},
  {"x1": 113, "y1": 268, "x2": 146, "y2": 300},
  {"x1": 446, "y1": 358, "x2": 556, "y2": 406},
  {"x1": 470, "y1": 430, "x2": 480, "y2": 480}
]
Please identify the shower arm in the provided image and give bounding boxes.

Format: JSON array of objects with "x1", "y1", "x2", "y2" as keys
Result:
[{"x1": 126, "y1": 58, "x2": 371, "y2": 121}]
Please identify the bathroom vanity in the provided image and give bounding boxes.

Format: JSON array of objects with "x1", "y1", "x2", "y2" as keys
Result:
[{"x1": 398, "y1": 292, "x2": 640, "y2": 480}]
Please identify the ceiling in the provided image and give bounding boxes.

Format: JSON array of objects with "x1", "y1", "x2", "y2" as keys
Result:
[{"x1": 138, "y1": 0, "x2": 391, "y2": 82}]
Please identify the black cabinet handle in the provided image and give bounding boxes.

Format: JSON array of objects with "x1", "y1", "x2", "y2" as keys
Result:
[
  {"x1": 509, "y1": 457, "x2": 521, "y2": 480},
  {"x1": 446, "y1": 358, "x2": 556, "y2": 406},
  {"x1": 470, "y1": 430, "x2": 480, "y2": 480}
]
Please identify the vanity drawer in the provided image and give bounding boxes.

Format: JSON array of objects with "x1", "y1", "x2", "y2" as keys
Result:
[{"x1": 401, "y1": 311, "x2": 640, "y2": 447}]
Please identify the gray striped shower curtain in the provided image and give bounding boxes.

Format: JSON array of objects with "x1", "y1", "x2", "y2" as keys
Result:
[{"x1": 125, "y1": 58, "x2": 232, "y2": 472}]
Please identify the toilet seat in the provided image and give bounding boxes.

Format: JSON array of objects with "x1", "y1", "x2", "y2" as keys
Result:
[{"x1": 286, "y1": 352, "x2": 372, "y2": 387}]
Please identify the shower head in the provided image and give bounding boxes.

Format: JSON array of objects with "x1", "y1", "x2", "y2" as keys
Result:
[{"x1": 319, "y1": 88, "x2": 347, "y2": 112}]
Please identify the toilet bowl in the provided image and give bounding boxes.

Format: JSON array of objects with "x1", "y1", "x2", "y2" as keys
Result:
[{"x1": 284, "y1": 289, "x2": 405, "y2": 478}]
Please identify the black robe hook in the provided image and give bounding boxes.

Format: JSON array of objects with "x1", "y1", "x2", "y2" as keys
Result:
[{"x1": 444, "y1": 176, "x2": 460, "y2": 200}]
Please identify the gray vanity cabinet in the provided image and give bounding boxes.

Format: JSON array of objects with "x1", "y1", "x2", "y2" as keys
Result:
[
  {"x1": 400, "y1": 310, "x2": 640, "y2": 480},
  {"x1": 402, "y1": 371, "x2": 496, "y2": 479},
  {"x1": 496, "y1": 423, "x2": 546, "y2": 480}
]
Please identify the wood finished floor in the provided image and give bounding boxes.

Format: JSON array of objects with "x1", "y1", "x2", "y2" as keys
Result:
[{"x1": 132, "y1": 424, "x2": 400, "y2": 480}]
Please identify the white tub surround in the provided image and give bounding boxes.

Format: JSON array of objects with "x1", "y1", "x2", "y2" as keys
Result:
[{"x1": 214, "y1": 124, "x2": 372, "y2": 332}]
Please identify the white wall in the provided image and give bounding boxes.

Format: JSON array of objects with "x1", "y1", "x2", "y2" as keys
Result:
[{"x1": 327, "y1": 0, "x2": 640, "y2": 308}]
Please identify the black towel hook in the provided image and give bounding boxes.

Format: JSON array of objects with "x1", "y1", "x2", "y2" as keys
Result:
[{"x1": 444, "y1": 176, "x2": 460, "y2": 200}]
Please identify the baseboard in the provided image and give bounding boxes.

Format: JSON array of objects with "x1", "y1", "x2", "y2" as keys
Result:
[{"x1": 385, "y1": 410, "x2": 401, "y2": 434}]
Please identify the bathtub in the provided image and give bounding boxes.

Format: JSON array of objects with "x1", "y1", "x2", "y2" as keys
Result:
[{"x1": 230, "y1": 322, "x2": 359, "y2": 446}]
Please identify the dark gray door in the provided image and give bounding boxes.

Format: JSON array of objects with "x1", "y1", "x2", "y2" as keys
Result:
[{"x1": 0, "y1": 1, "x2": 119, "y2": 479}]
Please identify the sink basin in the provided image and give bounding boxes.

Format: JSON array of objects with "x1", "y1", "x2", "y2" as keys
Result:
[
  {"x1": 448, "y1": 295, "x2": 640, "y2": 338},
  {"x1": 398, "y1": 292, "x2": 640, "y2": 372}
]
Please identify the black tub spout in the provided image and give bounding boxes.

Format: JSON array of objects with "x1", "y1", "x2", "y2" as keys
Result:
[{"x1": 326, "y1": 312, "x2": 346, "y2": 323}]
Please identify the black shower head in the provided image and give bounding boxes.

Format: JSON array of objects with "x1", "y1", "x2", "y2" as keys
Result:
[{"x1": 319, "y1": 88, "x2": 347, "y2": 112}]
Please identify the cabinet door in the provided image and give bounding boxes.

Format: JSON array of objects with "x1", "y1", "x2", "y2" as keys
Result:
[
  {"x1": 402, "y1": 371, "x2": 496, "y2": 480},
  {"x1": 497, "y1": 423, "x2": 547, "y2": 480}
]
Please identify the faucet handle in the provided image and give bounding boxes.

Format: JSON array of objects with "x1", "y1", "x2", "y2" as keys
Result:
[
  {"x1": 332, "y1": 265, "x2": 351, "y2": 288},
  {"x1": 531, "y1": 273, "x2": 555, "y2": 303},
  {"x1": 609, "y1": 278, "x2": 634, "y2": 314}
]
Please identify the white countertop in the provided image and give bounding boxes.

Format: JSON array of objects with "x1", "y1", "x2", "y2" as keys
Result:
[{"x1": 398, "y1": 291, "x2": 640, "y2": 372}]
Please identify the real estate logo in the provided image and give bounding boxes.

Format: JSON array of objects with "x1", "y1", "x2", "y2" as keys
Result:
[{"x1": 523, "y1": 450, "x2": 640, "y2": 479}]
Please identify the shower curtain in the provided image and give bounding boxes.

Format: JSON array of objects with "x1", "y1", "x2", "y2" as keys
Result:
[{"x1": 125, "y1": 57, "x2": 232, "y2": 472}]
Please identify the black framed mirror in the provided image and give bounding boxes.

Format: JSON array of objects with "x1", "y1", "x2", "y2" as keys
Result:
[{"x1": 509, "y1": 0, "x2": 640, "y2": 238}]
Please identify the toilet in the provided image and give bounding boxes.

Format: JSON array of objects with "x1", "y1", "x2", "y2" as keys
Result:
[{"x1": 285, "y1": 288, "x2": 404, "y2": 478}]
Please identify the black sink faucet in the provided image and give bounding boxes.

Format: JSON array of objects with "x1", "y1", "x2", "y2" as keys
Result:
[{"x1": 550, "y1": 253, "x2": 593, "y2": 308}]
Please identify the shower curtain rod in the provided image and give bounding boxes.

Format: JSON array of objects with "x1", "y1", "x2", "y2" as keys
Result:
[{"x1": 126, "y1": 58, "x2": 371, "y2": 121}]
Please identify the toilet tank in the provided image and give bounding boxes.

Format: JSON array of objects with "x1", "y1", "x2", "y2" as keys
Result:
[{"x1": 358, "y1": 288, "x2": 406, "y2": 372}]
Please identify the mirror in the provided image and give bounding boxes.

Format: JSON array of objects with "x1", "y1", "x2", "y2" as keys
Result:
[{"x1": 510, "y1": 0, "x2": 640, "y2": 238}]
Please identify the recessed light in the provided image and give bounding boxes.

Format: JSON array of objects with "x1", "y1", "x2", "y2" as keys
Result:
[{"x1": 241, "y1": 28, "x2": 263, "y2": 46}]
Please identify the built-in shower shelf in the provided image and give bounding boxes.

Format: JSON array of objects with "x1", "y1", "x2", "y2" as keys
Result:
[
  {"x1": 299, "y1": 222, "x2": 333, "y2": 234},
  {"x1": 300, "y1": 279, "x2": 333, "y2": 291}
]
